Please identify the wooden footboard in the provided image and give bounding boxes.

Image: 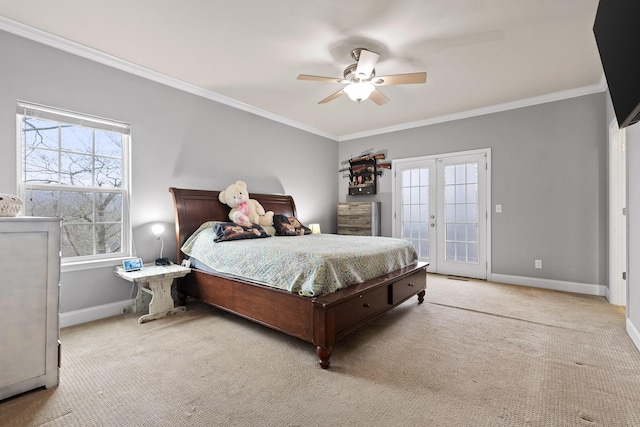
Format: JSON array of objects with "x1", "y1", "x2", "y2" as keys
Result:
[{"x1": 178, "y1": 262, "x2": 427, "y2": 368}]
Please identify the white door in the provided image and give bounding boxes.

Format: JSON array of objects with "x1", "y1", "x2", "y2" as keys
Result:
[
  {"x1": 393, "y1": 150, "x2": 489, "y2": 279},
  {"x1": 608, "y1": 119, "x2": 627, "y2": 306},
  {"x1": 395, "y1": 159, "x2": 437, "y2": 271}
]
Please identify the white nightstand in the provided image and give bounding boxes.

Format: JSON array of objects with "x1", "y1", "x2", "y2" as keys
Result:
[{"x1": 115, "y1": 263, "x2": 191, "y2": 324}]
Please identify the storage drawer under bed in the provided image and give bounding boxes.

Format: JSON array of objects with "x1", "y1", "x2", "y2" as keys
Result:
[
  {"x1": 332, "y1": 285, "x2": 390, "y2": 335},
  {"x1": 390, "y1": 273, "x2": 426, "y2": 304}
]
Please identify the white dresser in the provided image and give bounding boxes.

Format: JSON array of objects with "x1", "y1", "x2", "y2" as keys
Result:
[{"x1": 0, "y1": 217, "x2": 61, "y2": 401}]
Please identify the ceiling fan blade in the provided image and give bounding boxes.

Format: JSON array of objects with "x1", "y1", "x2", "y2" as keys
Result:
[
  {"x1": 369, "y1": 89, "x2": 390, "y2": 106},
  {"x1": 355, "y1": 49, "x2": 380, "y2": 80},
  {"x1": 373, "y1": 72, "x2": 427, "y2": 86},
  {"x1": 318, "y1": 89, "x2": 345, "y2": 104},
  {"x1": 297, "y1": 74, "x2": 343, "y2": 83}
]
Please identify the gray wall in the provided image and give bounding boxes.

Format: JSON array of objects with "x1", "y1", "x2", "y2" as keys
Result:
[
  {"x1": 0, "y1": 30, "x2": 338, "y2": 313},
  {"x1": 339, "y1": 94, "x2": 607, "y2": 286}
]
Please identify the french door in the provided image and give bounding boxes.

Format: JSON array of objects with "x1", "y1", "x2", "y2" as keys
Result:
[{"x1": 393, "y1": 150, "x2": 489, "y2": 279}]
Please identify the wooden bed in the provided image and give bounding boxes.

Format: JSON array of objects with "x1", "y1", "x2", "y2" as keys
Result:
[{"x1": 169, "y1": 187, "x2": 427, "y2": 369}]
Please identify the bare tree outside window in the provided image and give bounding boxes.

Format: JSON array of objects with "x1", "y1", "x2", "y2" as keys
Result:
[{"x1": 18, "y1": 103, "x2": 130, "y2": 262}]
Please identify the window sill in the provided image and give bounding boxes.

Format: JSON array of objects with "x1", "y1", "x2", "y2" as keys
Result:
[{"x1": 62, "y1": 256, "x2": 133, "y2": 273}]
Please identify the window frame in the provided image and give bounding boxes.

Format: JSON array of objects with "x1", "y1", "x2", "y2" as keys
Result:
[{"x1": 16, "y1": 101, "x2": 133, "y2": 271}]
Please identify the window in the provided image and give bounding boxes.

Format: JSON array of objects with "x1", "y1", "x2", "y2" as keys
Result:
[{"x1": 17, "y1": 101, "x2": 131, "y2": 265}]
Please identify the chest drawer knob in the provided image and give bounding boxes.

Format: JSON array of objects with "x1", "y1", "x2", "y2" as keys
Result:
[{"x1": 363, "y1": 303, "x2": 371, "y2": 308}]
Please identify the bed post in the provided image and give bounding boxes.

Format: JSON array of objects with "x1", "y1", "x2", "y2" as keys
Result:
[
  {"x1": 313, "y1": 303, "x2": 335, "y2": 369},
  {"x1": 316, "y1": 346, "x2": 333, "y2": 369}
]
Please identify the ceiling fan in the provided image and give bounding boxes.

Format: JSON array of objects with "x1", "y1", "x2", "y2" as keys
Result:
[{"x1": 297, "y1": 47, "x2": 427, "y2": 105}]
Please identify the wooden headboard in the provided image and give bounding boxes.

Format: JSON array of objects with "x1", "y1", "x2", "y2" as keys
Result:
[{"x1": 168, "y1": 187, "x2": 297, "y2": 263}]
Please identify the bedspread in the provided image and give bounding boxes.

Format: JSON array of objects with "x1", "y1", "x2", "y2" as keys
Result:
[{"x1": 181, "y1": 222, "x2": 418, "y2": 297}]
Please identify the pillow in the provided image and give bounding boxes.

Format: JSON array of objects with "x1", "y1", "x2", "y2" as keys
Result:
[
  {"x1": 262, "y1": 225, "x2": 277, "y2": 237},
  {"x1": 273, "y1": 214, "x2": 312, "y2": 236},
  {"x1": 213, "y1": 222, "x2": 270, "y2": 242}
]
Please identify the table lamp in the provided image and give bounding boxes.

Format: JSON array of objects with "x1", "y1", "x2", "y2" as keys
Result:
[{"x1": 152, "y1": 224, "x2": 170, "y2": 265}]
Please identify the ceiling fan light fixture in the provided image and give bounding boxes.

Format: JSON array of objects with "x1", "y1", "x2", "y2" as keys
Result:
[{"x1": 344, "y1": 82, "x2": 375, "y2": 102}]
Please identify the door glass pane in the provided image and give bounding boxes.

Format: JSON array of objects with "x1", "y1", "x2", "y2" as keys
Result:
[
  {"x1": 466, "y1": 184, "x2": 477, "y2": 202},
  {"x1": 420, "y1": 204, "x2": 429, "y2": 222},
  {"x1": 467, "y1": 224, "x2": 477, "y2": 242},
  {"x1": 420, "y1": 186, "x2": 429, "y2": 203},
  {"x1": 467, "y1": 243, "x2": 478, "y2": 262},
  {"x1": 456, "y1": 185, "x2": 466, "y2": 202},
  {"x1": 446, "y1": 242, "x2": 455, "y2": 259},
  {"x1": 446, "y1": 223, "x2": 455, "y2": 239},
  {"x1": 410, "y1": 169, "x2": 420, "y2": 185},
  {"x1": 445, "y1": 186, "x2": 455, "y2": 203},
  {"x1": 411, "y1": 222, "x2": 420, "y2": 238},
  {"x1": 400, "y1": 167, "x2": 430, "y2": 260},
  {"x1": 444, "y1": 166, "x2": 455, "y2": 184},
  {"x1": 420, "y1": 169, "x2": 429, "y2": 186},
  {"x1": 444, "y1": 162, "x2": 479, "y2": 264},
  {"x1": 403, "y1": 222, "x2": 411, "y2": 237},
  {"x1": 411, "y1": 205, "x2": 419, "y2": 221},
  {"x1": 411, "y1": 187, "x2": 419, "y2": 204},
  {"x1": 467, "y1": 164, "x2": 477, "y2": 183},
  {"x1": 468, "y1": 203, "x2": 478, "y2": 222},
  {"x1": 420, "y1": 222, "x2": 429, "y2": 239}
]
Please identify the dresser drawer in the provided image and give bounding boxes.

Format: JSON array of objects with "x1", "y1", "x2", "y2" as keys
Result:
[
  {"x1": 337, "y1": 215, "x2": 372, "y2": 227},
  {"x1": 338, "y1": 202, "x2": 372, "y2": 216},
  {"x1": 390, "y1": 273, "x2": 426, "y2": 304},
  {"x1": 333, "y1": 285, "x2": 390, "y2": 335},
  {"x1": 337, "y1": 226, "x2": 371, "y2": 236}
]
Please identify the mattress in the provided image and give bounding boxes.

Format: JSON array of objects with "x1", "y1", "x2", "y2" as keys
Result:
[{"x1": 181, "y1": 222, "x2": 418, "y2": 297}]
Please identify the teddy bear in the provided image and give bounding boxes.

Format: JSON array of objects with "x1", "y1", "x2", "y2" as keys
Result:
[{"x1": 218, "y1": 180, "x2": 274, "y2": 226}]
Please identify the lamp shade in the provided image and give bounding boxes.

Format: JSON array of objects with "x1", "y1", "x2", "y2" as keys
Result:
[
  {"x1": 343, "y1": 82, "x2": 375, "y2": 102},
  {"x1": 151, "y1": 224, "x2": 164, "y2": 238}
]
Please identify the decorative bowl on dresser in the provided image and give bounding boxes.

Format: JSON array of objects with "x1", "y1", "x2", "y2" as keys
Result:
[{"x1": 0, "y1": 194, "x2": 23, "y2": 217}]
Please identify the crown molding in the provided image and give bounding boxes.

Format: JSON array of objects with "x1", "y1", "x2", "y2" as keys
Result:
[
  {"x1": 1, "y1": 16, "x2": 604, "y2": 143},
  {"x1": 0, "y1": 16, "x2": 338, "y2": 141},
  {"x1": 339, "y1": 80, "x2": 607, "y2": 141}
]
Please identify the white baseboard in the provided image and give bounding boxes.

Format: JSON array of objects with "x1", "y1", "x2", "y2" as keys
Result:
[
  {"x1": 490, "y1": 273, "x2": 606, "y2": 297},
  {"x1": 627, "y1": 318, "x2": 640, "y2": 353},
  {"x1": 60, "y1": 299, "x2": 135, "y2": 328}
]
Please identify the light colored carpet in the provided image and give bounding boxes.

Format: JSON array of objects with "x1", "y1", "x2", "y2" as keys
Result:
[{"x1": 1, "y1": 274, "x2": 640, "y2": 426}]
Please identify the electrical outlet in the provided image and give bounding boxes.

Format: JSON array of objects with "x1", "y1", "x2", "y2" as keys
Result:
[
  {"x1": 495, "y1": 204, "x2": 502, "y2": 213},
  {"x1": 535, "y1": 260, "x2": 542, "y2": 269}
]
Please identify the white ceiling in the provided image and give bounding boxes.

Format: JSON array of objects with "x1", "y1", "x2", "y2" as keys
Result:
[{"x1": 0, "y1": 0, "x2": 604, "y2": 140}]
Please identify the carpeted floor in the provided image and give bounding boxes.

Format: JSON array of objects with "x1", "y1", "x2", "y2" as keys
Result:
[{"x1": 1, "y1": 274, "x2": 639, "y2": 426}]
